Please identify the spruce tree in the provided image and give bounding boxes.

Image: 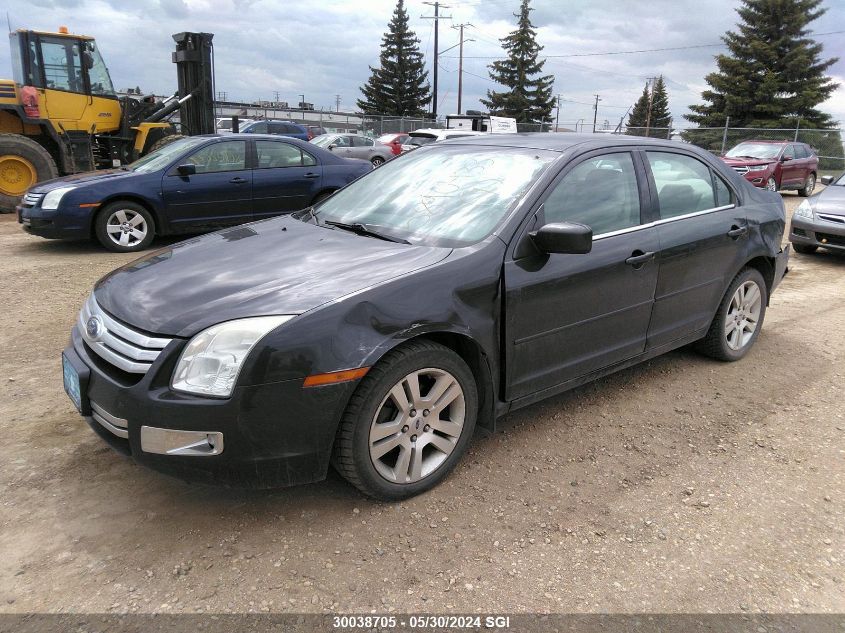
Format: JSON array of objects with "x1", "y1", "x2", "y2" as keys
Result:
[
  {"x1": 357, "y1": 0, "x2": 431, "y2": 116},
  {"x1": 685, "y1": 0, "x2": 838, "y2": 128},
  {"x1": 627, "y1": 77, "x2": 671, "y2": 137},
  {"x1": 480, "y1": 0, "x2": 555, "y2": 124}
]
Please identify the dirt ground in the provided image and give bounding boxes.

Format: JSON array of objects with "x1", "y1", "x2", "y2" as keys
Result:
[{"x1": 0, "y1": 193, "x2": 843, "y2": 615}]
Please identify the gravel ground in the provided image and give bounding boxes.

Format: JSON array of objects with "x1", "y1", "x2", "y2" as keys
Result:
[{"x1": 0, "y1": 193, "x2": 843, "y2": 615}]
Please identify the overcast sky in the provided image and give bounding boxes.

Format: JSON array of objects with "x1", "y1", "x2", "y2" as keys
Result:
[{"x1": 4, "y1": 0, "x2": 844, "y2": 128}]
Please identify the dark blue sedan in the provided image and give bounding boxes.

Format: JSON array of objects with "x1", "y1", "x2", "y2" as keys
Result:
[{"x1": 17, "y1": 134, "x2": 372, "y2": 252}]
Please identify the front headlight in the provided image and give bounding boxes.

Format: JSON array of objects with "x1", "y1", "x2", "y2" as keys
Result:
[
  {"x1": 171, "y1": 315, "x2": 295, "y2": 398},
  {"x1": 41, "y1": 186, "x2": 77, "y2": 210},
  {"x1": 793, "y1": 200, "x2": 814, "y2": 219},
  {"x1": 747, "y1": 164, "x2": 771, "y2": 172}
]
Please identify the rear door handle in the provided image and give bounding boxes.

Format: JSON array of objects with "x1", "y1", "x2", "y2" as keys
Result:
[
  {"x1": 229, "y1": 177, "x2": 248, "y2": 184},
  {"x1": 727, "y1": 225, "x2": 748, "y2": 239},
  {"x1": 625, "y1": 250, "x2": 655, "y2": 267},
  {"x1": 303, "y1": 172, "x2": 320, "y2": 179}
]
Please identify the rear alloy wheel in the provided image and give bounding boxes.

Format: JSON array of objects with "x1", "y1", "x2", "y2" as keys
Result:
[
  {"x1": 95, "y1": 201, "x2": 155, "y2": 253},
  {"x1": 765, "y1": 177, "x2": 778, "y2": 192},
  {"x1": 371, "y1": 156, "x2": 386, "y2": 167},
  {"x1": 798, "y1": 173, "x2": 816, "y2": 197},
  {"x1": 332, "y1": 340, "x2": 477, "y2": 500},
  {"x1": 696, "y1": 267, "x2": 767, "y2": 362}
]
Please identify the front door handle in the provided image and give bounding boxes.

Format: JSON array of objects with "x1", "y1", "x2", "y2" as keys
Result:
[
  {"x1": 727, "y1": 225, "x2": 748, "y2": 239},
  {"x1": 229, "y1": 177, "x2": 248, "y2": 184},
  {"x1": 625, "y1": 250, "x2": 655, "y2": 267},
  {"x1": 303, "y1": 172, "x2": 320, "y2": 179}
]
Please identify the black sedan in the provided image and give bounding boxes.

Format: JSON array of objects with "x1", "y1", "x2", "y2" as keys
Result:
[
  {"x1": 62, "y1": 134, "x2": 789, "y2": 499},
  {"x1": 18, "y1": 134, "x2": 371, "y2": 252},
  {"x1": 789, "y1": 173, "x2": 845, "y2": 254}
]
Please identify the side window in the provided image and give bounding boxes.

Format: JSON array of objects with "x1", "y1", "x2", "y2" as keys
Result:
[
  {"x1": 267, "y1": 122, "x2": 284, "y2": 134},
  {"x1": 248, "y1": 121, "x2": 268, "y2": 134},
  {"x1": 352, "y1": 137, "x2": 374, "y2": 147},
  {"x1": 39, "y1": 36, "x2": 83, "y2": 92},
  {"x1": 333, "y1": 136, "x2": 350, "y2": 147},
  {"x1": 255, "y1": 141, "x2": 304, "y2": 168},
  {"x1": 284, "y1": 124, "x2": 302, "y2": 134},
  {"x1": 782, "y1": 145, "x2": 795, "y2": 160},
  {"x1": 646, "y1": 152, "x2": 717, "y2": 219},
  {"x1": 794, "y1": 144, "x2": 808, "y2": 159},
  {"x1": 184, "y1": 141, "x2": 247, "y2": 173},
  {"x1": 301, "y1": 149, "x2": 316, "y2": 167},
  {"x1": 543, "y1": 152, "x2": 641, "y2": 235},
  {"x1": 714, "y1": 173, "x2": 733, "y2": 207}
]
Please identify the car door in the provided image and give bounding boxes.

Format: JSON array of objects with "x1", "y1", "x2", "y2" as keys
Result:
[
  {"x1": 504, "y1": 150, "x2": 660, "y2": 400},
  {"x1": 779, "y1": 144, "x2": 800, "y2": 186},
  {"x1": 350, "y1": 136, "x2": 376, "y2": 160},
  {"x1": 644, "y1": 150, "x2": 746, "y2": 349},
  {"x1": 792, "y1": 144, "x2": 811, "y2": 184},
  {"x1": 160, "y1": 139, "x2": 252, "y2": 230},
  {"x1": 251, "y1": 139, "x2": 322, "y2": 219},
  {"x1": 329, "y1": 135, "x2": 355, "y2": 159}
]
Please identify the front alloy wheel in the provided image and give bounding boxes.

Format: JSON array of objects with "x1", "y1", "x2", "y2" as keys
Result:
[
  {"x1": 724, "y1": 280, "x2": 762, "y2": 351},
  {"x1": 95, "y1": 201, "x2": 155, "y2": 252},
  {"x1": 765, "y1": 177, "x2": 778, "y2": 192},
  {"x1": 798, "y1": 173, "x2": 815, "y2": 197},
  {"x1": 333, "y1": 340, "x2": 477, "y2": 500}
]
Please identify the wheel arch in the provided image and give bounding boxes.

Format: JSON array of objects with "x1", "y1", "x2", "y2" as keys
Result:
[
  {"x1": 365, "y1": 331, "x2": 497, "y2": 434},
  {"x1": 740, "y1": 255, "x2": 775, "y2": 304},
  {"x1": 89, "y1": 194, "x2": 163, "y2": 238}
]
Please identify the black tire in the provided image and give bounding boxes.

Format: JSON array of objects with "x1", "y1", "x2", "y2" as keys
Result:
[
  {"x1": 696, "y1": 267, "x2": 768, "y2": 362},
  {"x1": 332, "y1": 340, "x2": 478, "y2": 500},
  {"x1": 0, "y1": 133, "x2": 59, "y2": 213},
  {"x1": 792, "y1": 242, "x2": 818, "y2": 255},
  {"x1": 797, "y1": 173, "x2": 816, "y2": 197},
  {"x1": 94, "y1": 200, "x2": 156, "y2": 253},
  {"x1": 147, "y1": 133, "x2": 184, "y2": 154},
  {"x1": 371, "y1": 156, "x2": 386, "y2": 167}
]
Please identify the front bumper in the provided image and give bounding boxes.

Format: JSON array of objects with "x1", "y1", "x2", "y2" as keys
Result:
[
  {"x1": 740, "y1": 170, "x2": 773, "y2": 188},
  {"x1": 65, "y1": 325, "x2": 358, "y2": 488},
  {"x1": 790, "y1": 214, "x2": 845, "y2": 252},
  {"x1": 18, "y1": 204, "x2": 91, "y2": 240}
]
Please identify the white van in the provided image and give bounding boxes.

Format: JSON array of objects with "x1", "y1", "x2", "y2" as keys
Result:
[{"x1": 445, "y1": 113, "x2": 518, "y2": 134}]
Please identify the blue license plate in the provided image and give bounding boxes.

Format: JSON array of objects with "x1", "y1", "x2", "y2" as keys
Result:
[{"x1": 62, "y1": 353, "x2": 83, "y2": 413}]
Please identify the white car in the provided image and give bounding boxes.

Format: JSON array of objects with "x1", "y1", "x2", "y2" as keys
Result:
[{"x1": 402, "y1": 128, "x2": 485, "y2": 151}]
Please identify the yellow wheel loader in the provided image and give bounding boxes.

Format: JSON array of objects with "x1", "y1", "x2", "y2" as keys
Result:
[{"x1": 0, "y1": 28, "x2": 214, "y2": 211}]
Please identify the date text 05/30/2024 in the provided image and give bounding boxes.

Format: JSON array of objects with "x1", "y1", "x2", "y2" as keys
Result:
[{"x1": 333, "y1": 615, "x2": 512, "y2": 629}]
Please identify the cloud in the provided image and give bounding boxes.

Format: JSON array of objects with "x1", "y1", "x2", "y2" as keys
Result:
[{"x1": 1, "y1": 0, "x2": 843, "y2": 126}]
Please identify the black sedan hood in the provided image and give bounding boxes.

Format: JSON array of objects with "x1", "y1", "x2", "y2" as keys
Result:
[
  {"x1": 94, "y1": 216, "x2": 451, "y2": 337},
  {"x1": 32, "y1": 168, "x2": 138, "y2": 192},
  {"x1": 814, "y1": 185, "x2": 845, "y2": 216}
]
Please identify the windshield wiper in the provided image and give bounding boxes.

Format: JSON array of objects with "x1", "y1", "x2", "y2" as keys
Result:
[{"x1": 325, "y1": 221, "x2": 411, "y2": 244}]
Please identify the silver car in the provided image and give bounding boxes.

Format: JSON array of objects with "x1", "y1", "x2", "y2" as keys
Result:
[
  {"x1": 789, "y1": 173, "x2": 845, "y2": 254},
  {"x1": 311, "y1": 134, "x2": 394, "y2": 167}
]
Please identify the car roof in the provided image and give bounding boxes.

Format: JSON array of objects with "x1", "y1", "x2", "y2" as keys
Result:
[
  {"x1": 735, "y1": 139, "x2": 799, "y2": 145},
  {"x1": 437, "y1": 132, "x2": 703, "y2": 152}
]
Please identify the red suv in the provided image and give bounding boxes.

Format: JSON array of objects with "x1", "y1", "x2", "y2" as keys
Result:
[{"x1": 721, "y1": 140, "x2": 818, "y2": 196}]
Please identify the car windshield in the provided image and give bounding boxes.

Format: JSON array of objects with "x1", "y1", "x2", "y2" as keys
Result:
[
  {"x1": 310, "y1": 134, "x2": 336, "y2": 147},
  {"x1": 127, "y1": 137, "x2": 208, "y2": 173},
  {"x1": 307, "y1": 145, "x2": 557, "y2": 247},
  {"x1": 725, "y1": 143, "x2": 782, "y2": 160}
]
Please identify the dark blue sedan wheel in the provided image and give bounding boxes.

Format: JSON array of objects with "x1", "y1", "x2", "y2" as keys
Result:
[{"x1": 95, "y1": 201, "x2": 156, "y2": 253}]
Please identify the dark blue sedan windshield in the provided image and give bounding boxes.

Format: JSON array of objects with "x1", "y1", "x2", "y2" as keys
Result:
[{"x1": 128, "y1": 137, "x2": 207, "y2": 173}]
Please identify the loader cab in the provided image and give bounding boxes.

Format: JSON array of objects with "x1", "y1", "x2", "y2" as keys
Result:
[{"x1": 10, "y1": 29, "x2": 116, "y2": 98}]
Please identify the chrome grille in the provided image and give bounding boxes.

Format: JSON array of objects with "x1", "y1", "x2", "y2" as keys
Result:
[
  {"x1": 78, "y1": 295, "x2": 172, "y2": 374},
  {"x1": 732, "y1": 166, "x2": 749, "y2": 175},
  {"x1": 90, "y1": 402, "x2": 128, "y2": 439},
  {"x1": 817, "y1": 213, "x2": 845, "y2": 225},
  {"x1": 23, "y1": 192, "x2": 43, "y2": 206}
]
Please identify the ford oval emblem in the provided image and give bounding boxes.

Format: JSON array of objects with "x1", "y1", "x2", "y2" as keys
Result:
[{"x1": 86, "y1": 315, "x2": 104, "y2": 340}]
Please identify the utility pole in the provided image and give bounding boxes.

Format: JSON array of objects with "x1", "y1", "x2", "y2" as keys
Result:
[
  {"x1": 554, "y1": 94, "x2": 562, "y2": 132},
  {"x1": 592, "y1": 94, "x2": 601, "y2": 133},
  {"x1": 335, "y1": 94, "x2": 342, "y2": 112},
  {"x1": 422, "y1": 2, "x2": 451, "y2": 120},
  {"x1": 273, "y1": 90, "x2": 280, "y2": 103},
  {"x1": 644, "y1": 76, "x2": 657, "y2": 137},
  {"x1": 453, "y1": 23, "x2": 472, "y2": 115}
]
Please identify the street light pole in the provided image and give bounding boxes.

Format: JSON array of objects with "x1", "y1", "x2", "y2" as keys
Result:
[{"x1": 422, "y1": 2, "x2": 451, "y2": 120}]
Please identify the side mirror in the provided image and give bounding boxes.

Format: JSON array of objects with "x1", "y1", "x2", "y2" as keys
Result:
[
  {"x1": 821, "y1": 175, "x2": 834, "y2": 186},
  {"x1": 780, "y1": 155, "x2": 792, "y2": 162},
  {"x1": 176, "y1": 164, "x2": 196, "y2": 176},
  {"x1": 530, "y1": 222, "x2": 593, "y2": 254},
  {"x1": 328, "y1": 144, "x2": 337, "y2": 151}
]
